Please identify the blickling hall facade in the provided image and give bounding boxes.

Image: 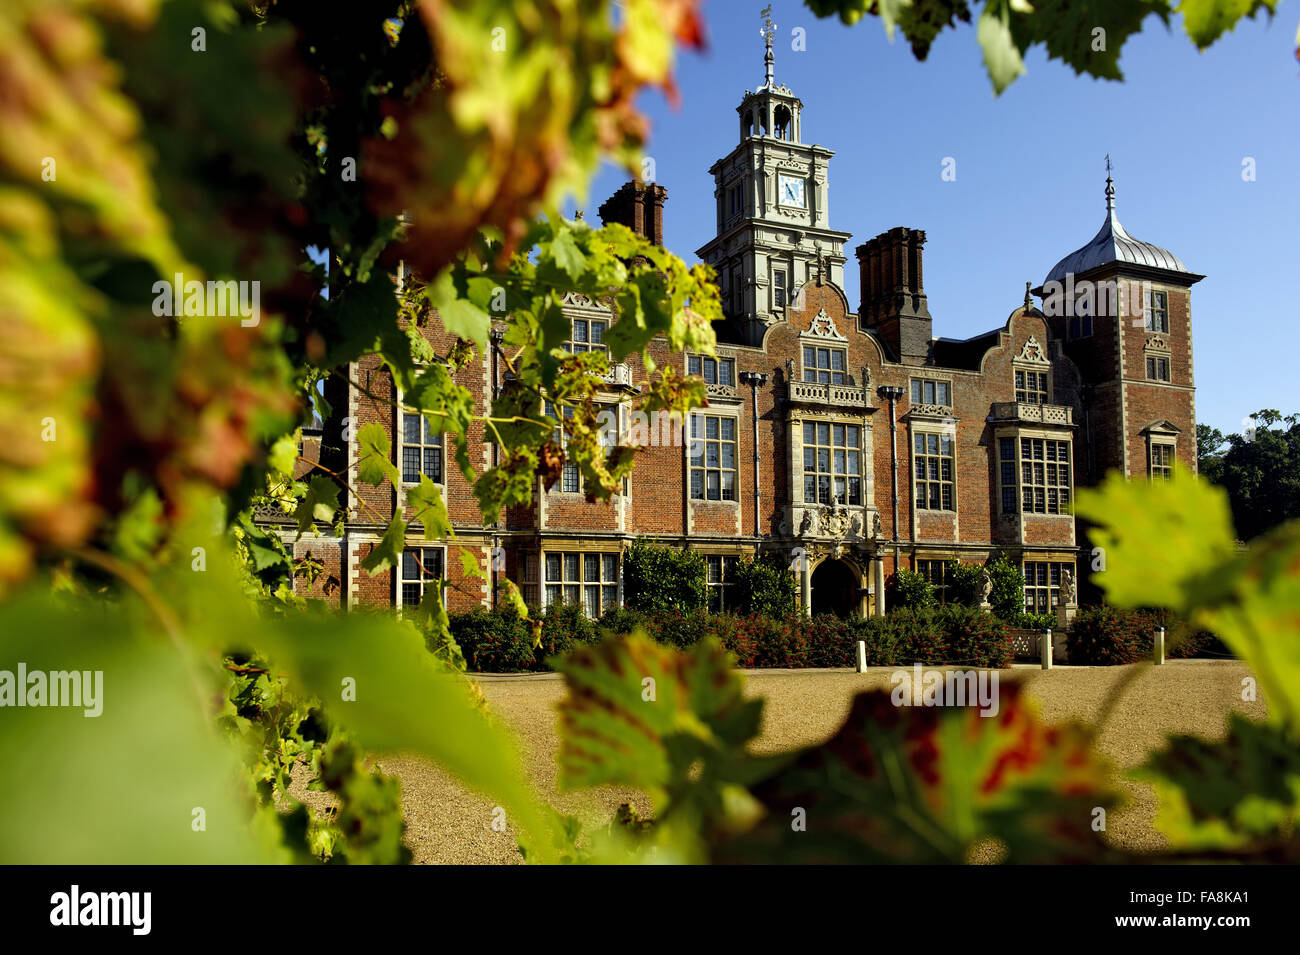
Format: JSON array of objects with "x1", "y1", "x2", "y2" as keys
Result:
[{"x1": 273, "y1": 60, "x2": 1201, "y2": 622}]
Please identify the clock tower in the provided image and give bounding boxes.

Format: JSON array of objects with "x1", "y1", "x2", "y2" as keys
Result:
[{"x1": 696, "y1": 6, "x2": 853, "y2": 346}]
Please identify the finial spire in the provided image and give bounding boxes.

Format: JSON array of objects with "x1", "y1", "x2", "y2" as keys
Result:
[
  {"x1": 760, "y1": 5, "x2": 776, "y2": 87},
  {"x1": 1104, "y1": 153, "x2": 1115, "y2": 213},
  {"x1": 1024, "y1": 281, "x2": 1032, "y2": 310}
]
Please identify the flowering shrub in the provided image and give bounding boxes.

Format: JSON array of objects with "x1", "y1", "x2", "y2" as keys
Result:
[{"x1": 1066, "y1": 605, "x2": 1153, "y2": 665}]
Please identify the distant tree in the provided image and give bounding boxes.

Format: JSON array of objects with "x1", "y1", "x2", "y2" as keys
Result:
[
  {"x1": 1215, "y1": 411, "x2": 1300, "y2": 541},
  {"x1": 1197, "y1": 423, "x2": 1226, "y2": 485}
]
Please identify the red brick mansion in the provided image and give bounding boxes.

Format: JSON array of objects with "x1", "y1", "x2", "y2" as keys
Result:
[{"x1": 276, "y1": 61, "x2": 1201, "y2": 621}]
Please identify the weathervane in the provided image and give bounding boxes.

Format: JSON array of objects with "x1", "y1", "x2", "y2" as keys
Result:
[{"x1": 760, "y1": 5, "x2": 776, "y2": 87}]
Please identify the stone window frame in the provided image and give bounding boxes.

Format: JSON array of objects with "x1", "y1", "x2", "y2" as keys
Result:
[
  {"x1": 1144, "y1": 288, "x2": 1169, "y2": 333},
  {"x1": 705, "y1": 553, "x2": 741, "y2": 612},
  {"x1": 1023, "y1": 559, "x2": 1074, "y2": 614},
  {"x1": 1144, "y1": 337, "x2": 1172, "y2": 382},
  {"x1": 910, "y1": 376, "x2": 953, "y2": 409},
  {"x1": 915, "y1": 557, "x2": 953, "y2": 603},
  {"x1": 1141, "y1": 422, "x2": 1180, "y2": 482},
  {"x1": 801, "y1": 342, "x2": 849, "y2": 385},
  {"x1": 564, "y1": 316, "x2": 608, "y2": 358},
  {"x1": 687, "y1": 353, "x2": 736, "y2": 387},
  {"x1": 800, "y1": 419, "x2": 864, "y2": 507},
  {"x1": 395, "y1": 545, "x2": 446, "y2": 611},
  {"x1": 772, "y1": 267, "x2": 788, "y2": 310},
  {"x1": 687, "y1": 410, "x2": 740, "y2": 502},
  {"x1": 515, "y1": 549, "x2": 540, "y2": 608},
  {"x1": 543, "y1": 550, "x2": 620, "y2": 616},
  {"x1": 911, "y1": 428, "x2": 955, "y2": 512},
  {"x1": 1017, "y1": 436, "x2": 1073, "y2": 515},
  {"x1": 394, "y1": 380, "x2": 447, "y2": 496},
  {"x1": 1014, "y1": 367, "x2": 1049, "y2": 404}
]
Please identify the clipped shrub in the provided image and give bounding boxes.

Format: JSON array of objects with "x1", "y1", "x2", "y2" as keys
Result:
[
  {"x1": 984, "y1": 553, "x2": 1026, "y2": 621},
  {"x1": 596, "y1": 605, "x2": 647, "y2": 637},
  {"x1": 622, "y1": 541, "x2": 707, "y2": 615},
  {"x1": 936, "y1": 604, "x2": 1013, "y2": 668},
  {"x1": 802, "y1": 615, "x2": 856, "y2": 668},
  {"x1": 537, "y1": 601, "x2": 598, "y2": 664},
  {"x1": 1010, "y1": 610, "x2": 1057, "y2": 631},
  {"x1": 731, "y1": 552, "x2": 798, "y2": 618},
  {"x1": 890, "y1": 607, "x2": 949, "y2": 664},
  {"x1": 888, "y1": 569, "x2": 935, "y2": 610},
  {"x1": 847, "y1": 616, "x2": 902, "y2": 667},
  {"x1": 945, "y1": 560, "x2": 984, "y2": 607},
  {"x1": 1066, "y1": 605, "x2": 1153, "y2": 665},
  {"x1": 450, "y1": 608, "x2": 534, "y2": 673}
]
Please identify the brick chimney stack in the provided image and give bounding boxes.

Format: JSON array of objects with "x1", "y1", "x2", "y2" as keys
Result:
[
  {"x1": 598, "y1": 180, "x2": 668, "y2": 247},
  {"x1": 857, "y1": 227, "x2": 932, "y2": 364}
]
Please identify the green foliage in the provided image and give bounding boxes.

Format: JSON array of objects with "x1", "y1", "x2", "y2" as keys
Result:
[
  {"x1": 729, "y1": 552, "x2": 797, "y2": 618},
  {"x1": 945, "y1": 560, "x2": 983, "y2": 606},
  {"x1": 622, "y1": 541, "x2": 708, "y2": 615},
  {"x1": 1136, "y1": 713, "x2": 1300, "y2": 851},
  {"x1": 887, "y1": 568, "x2": 935, "y2": 610},
  {"x1": 552, "y1": 634, "x2": 766, "y2": 857},
  {"x1": 983, "y1": 553, "x2": 1025, "y2": 620},
  {"x1": 802, "y1": 0, "x2": 1282, "y2": 94},
  {"x1": 1204, "y1": 410, "x2": 1300, "y2": 541}
]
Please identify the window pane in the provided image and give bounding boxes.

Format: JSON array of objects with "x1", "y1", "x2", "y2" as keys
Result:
[
  {"x1": 602, "y1": 554, "x2": 617, "y2": 581},
  {"x1": 803, "y1": 422, "x2": 815, "y2": 445},
  {"x1": 546, "y1": 554, "x2": 561, "y2": 581},
  {"x1": 721, "y1": 418, "x2": 735, "y2": 441},
  {"x1": 403, "y1": 414, "x2": 420, "y2": 445},
  {"x1": 564, "y1": 553, "x2": 579, "y2": 581},
  {"x1": 584, "y1": 554, "x2": 600, "y2": 582},
  {"x1": 688, "y1": 356, "x2": 701, "y2": 376}
]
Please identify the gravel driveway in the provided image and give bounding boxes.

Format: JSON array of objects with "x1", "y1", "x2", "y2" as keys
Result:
[{"x1": 297, "y1": 660, "x2": 1265, "y2": 864}]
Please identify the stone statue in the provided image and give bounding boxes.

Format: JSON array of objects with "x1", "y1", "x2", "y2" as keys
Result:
[
  {"x1": 871, "y1": 513, "x2": 883, "y2": 540},
  {"x1": 1060, "y1": 569, "x2": 1077, "y2": 606},
  {"x1": 977, "y1": 567, "x2": 993, "y2": 608},
  {"x1": 799, "y1": 508, "x2": 816, "y2": 536}
]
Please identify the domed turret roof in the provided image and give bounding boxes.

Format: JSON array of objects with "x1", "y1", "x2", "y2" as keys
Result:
[{"x1": 1044, "y1": 172, "x2": 1187, "y2": 284}]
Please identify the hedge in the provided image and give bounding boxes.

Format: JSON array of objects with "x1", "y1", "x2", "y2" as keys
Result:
[
  {"x1": 451, "y1": 603, "x2": 1013, "y2": 672},
  {"x1": 1065, "y1": 606, "x2": 1231, "y2": 665}
]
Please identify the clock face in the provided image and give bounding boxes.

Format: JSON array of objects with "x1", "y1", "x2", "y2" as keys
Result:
[{"x1": 778, "y1": 174, "x2": 806, "y2": 208}]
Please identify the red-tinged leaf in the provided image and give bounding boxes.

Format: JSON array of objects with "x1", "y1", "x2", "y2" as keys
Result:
[{"x1": 717, "y1": 681, "x2": 1121, "y2": 863}]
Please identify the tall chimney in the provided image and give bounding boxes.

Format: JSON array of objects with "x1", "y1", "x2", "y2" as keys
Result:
[
  {"x1": 856, "y1": 227, "x2": 932, "y2": 364},
  {"x1": 598, "y1": 180, "x2": 668, "y2": 246}
]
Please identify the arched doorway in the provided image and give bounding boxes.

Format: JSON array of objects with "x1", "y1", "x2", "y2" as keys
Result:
[{"x1": 811, "y1": 559, "x2": 859, "y2": 618}]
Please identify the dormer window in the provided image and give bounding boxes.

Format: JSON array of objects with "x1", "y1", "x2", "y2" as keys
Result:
[
  {"x1": 803, "y1": 346, "x2": 846, "y2": 385},
  {"x1": 688, "y1": 355, "x2": 735, "y2": 386},
  {"x1": 1015, "y1": 369, "x2": 1049, "y2": 404},
  {"x1": 910, "y1": 378, "x2": 951, "y2": 407},
  {"x1": 565, "y1": 318, "x2": 607, "y2": 356}
]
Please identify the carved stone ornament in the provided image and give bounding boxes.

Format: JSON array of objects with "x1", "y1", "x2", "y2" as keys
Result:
[
  {"x1": 1016, "y1": 335, "x2": 1050, "y2": 365},
  {"x1": 805, "y1": 308, "x2": 846, "y2": 341}
]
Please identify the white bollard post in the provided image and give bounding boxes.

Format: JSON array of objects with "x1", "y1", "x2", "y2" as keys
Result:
[
  {"x1": 856, "y1": 640, "x2": 867, "y2": 673},
  {"x1": 1041, "y1": 628, "x2": 1053, "y2": 670},
  {"x1": 1154, "y1": 626, "x2": 1165, "y2": 666}
]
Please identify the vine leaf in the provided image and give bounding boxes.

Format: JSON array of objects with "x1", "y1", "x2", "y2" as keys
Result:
[
  {"x1": 356, "y1": 422, "x2": 400, "y2": 487},
  {"x1": 1134, "y1": 713, "x2": 1300, "y2": 850},
  {"x1": 552, "y1": 634, "x2": 765, "y2": 836},
  {"x1": 717, "y1": 682, "x2": 1120, "y2": 863},
  {"x1": 405, "y1": 475, "x2": 452, "y2": 540},
  {"x1": 362, "y1": 515, "x2": 406, "y2": 575},
  {"x1": 294, "y1": 474, "x2": 341, "y2": 534}
]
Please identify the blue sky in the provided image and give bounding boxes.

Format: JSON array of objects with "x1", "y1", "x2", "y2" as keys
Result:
[{"x1": 570, "y1": 3, "x2": 1300, "y2": 435}]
